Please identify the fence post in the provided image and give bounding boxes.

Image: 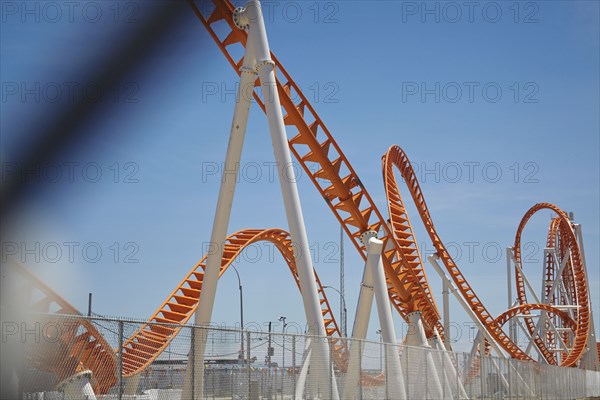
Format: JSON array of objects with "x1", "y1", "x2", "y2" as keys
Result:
[
  {"x1": 246, "y1": 331, "x2": 251, "y2": 399},
  {"x1": 384, "y1": 342, "x2": 389, "y2": 400},
  {"x1": 117, "y1": 320, "x2": 123, "y2": 400},
  {"x1": 441, "y1": 346, "x2": 445, "y2": 399},
  {"x1": 330, "y1": 338, "x2": 333, "y2": 400},
  {"x1": 479, "y1": 353, "x2": 484, "y2": 398},
  {"x1": 292, "y1": 336, "x2": 296, "y2": 399},
  {"x1": 507, "y1": 357, "x2": 511, "y2": 399},
  {"x1": 190, "y1": 326, "x2": 195, "y2": 399},
  {"x1": 358, "y1": 340, "x2": 363, "y2": 400},
  {"x1": 282, "y1": 333, "x2": 285, "y2": 399},
  {"x1": 403, "y1": 341, "x2": 408, "y2": 399}
]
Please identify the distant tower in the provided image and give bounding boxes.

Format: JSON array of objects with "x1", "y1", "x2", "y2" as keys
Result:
[{"x1": 340, "y1": 224, "x2": 346, "y2": 337}]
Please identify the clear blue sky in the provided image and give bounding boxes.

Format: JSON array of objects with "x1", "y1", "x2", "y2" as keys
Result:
[{"x1": 2, "y1": 1, "x2": 598, "y2": 353}]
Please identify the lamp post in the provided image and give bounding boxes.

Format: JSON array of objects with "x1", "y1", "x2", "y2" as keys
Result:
[
  {"x1": 278, "y1": 316, "x2": 287, "y2": 366},
  {"x1": 278, "y1": 316, "x2": 287, "y2": 398},
  {"x1": 323, "y1": 285, "x2": 348, "y2": 337},
  {"x1": 230, "y1": 265, "x2": 244, "y2": 362}
]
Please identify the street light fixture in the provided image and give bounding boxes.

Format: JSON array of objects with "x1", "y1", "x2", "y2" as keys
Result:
[
  {"x1": 323, "y1": 285, "x2": 348, "y2": 337},
  {"x1": 230, "y1": 265, "x2": 244, "y2": 362}
]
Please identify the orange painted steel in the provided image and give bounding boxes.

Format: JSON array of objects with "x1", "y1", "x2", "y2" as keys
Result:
[
  {"x1": 120, "y1": 228, "x2": 345, "y2": 377},
  {"x1": 513, "y1": 204, "x2": 590, "y2": 366},
  {"x1": 467, "y1": 303, "x2": 576, "y2": 380},
  {"x1": 542, "y1": 217, "x2": 562, "y2": 359},
  {"x1": 542, "y1": 217, "x2": 578, "y2": 364},
  {"x1": 383, "y1": 144, "x2": 535, "y2": 361},
  {"x1": 188, "y1": 0, "x2": 442, "y2": 338},
  {"x1": 6, "y1": 1, "x2": 595, "y2": 394},
  {"x1": 188, "y1": 0, "x2": 594, "y2": 365},
  {"x1": 16, "y1": 1, "x2": 594, "y2": 388},
  {"x1": 494, "y1": 304, "x2": 576, "y2": 333},
  {"x1": 4, "y1": 260, "x2": 118, "y2": 394},
  {"x1": 11, "y1": 229, "x2": 344, "y2": 392}
]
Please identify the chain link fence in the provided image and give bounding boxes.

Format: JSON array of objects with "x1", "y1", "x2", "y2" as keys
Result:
[{"x1": 2, "y1": 313, "x2": 599, "y2": 399}]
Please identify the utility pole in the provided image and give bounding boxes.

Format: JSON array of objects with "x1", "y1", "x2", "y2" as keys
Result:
[
  {"x1": 267, "y1": 322, "x2": 273, "y2": 367},
  {"x1": 279, "y1": 316, "x2": 287, "y2": 399},
  {"x1": 267, "y1": 321, "x2": 273, "y2": 400},
  {"x1": 339, "y1": 224, "x2": 346, "y2": 337}
]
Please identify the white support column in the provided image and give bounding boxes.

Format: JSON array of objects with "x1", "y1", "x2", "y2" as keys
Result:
[
  {"x1": 471, "y1": 330, "x2": 511, "y2": 396},
  {"x1": 507, "y1": 247, "x2": 517, "y2": 343},
  {"x1": 295, "y1": 338, "x2": 313, "y2": 399},
  {"x1": 477, "y1": 331, "x2": 488, "y2": 396},
  {"x1": 351, "y1": 232, "x2": 377, "y2": 341},
  {"x1": 429, "y1": 330, "x2": 468, "y2": 399},
  {"x1": 184, "y1": 37, "x2": 257, "y2": 398},
  {"x1": 242, "y1": 1, "x2": 338, "y2": 396},
  {"x1": 427, "y1": 254, "x2": 505, "y2": 357},
  {"x1": 342, "y1": 231, "x2": 377, "y2": 400},
  {"x1": 367, "y1": 237, "x2": 406, "y2": 400},
  {"x1": 403, "y1": 311, "x2": 443, "y2": 399},
  {"x1": 442, "y1": 279, "x2": 451, "y2": 349},
  {"x1": 429, "y1": 253, "x2": 536, "y2": 395},
  {"x1": 124, "y1": 374, "x2": 142, "y2": 396}
]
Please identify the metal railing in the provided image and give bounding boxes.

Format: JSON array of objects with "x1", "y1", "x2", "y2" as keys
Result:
[{"x1": 2, "y1": 313, "x2": 599, "y2": 399}]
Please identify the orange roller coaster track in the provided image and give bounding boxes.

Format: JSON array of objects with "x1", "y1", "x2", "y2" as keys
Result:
[
  {"x1": 383, "y1": 144, "x2": 536, "y2": 361},
  {"x1": 467, "y1": 303, "x2": 577, "y2": 380},
  {"x1": 189, "y1": 0, "x2": 592, "y2": 363},
  {"x1": 192, "y1": 0, "x2": 596, "y2": 365},
  {"x1": 3, "y1": 260, "x2": 118, "y2": 394},
  {"x1": 10, "y1": 0, "x2": 596, "y2": 393},
  {"x1": 8, "y1": 229, "x2": 345, "y2": 393},
  {"x1": 188, "y1": 0, "x2": 443, "y2": 338},
  {"x1": 513, "y1": 204, "x2": 590, "y2": 366},
  {"x1": 120, "y1": 228, "x2": 345, "y2": 377}
]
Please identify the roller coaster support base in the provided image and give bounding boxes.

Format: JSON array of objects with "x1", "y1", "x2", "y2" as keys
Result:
[
  {"x1": 403, "y1": 311, "x2": 443, "y2": 399},
  {"x1": 56, "y1": 370, "x2": 97, "y2": 400},
  {"x1": 367, "y1": 237, "x2": 407, "y2": 400},
  {"x1": 123, "y1": 374, "x2": 142, "y2": 396}
]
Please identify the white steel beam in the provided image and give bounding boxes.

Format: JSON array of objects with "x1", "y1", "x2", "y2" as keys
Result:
[
  {"x1": 367, "y1": 237, "x2": 406, "y2": 400},
  {"x1": 243, "y1": 1, "x2": 338, "y2": 395},
  {"x1": 427, "y1": 254, "x2": 505, "y2": 357},
  {"x1": 342, "y1": 231, "x2": 377, "y2": 400},
  {"x1": 184, "y1": 34, "x2": 257, "y2": 399}
]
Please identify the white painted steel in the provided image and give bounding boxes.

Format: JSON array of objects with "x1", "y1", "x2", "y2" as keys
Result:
[{"x1": 367, "y1": 237, "x2": 406, "y2": 400}]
